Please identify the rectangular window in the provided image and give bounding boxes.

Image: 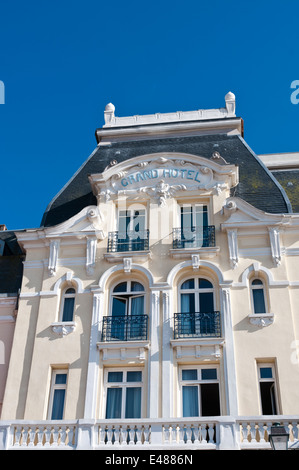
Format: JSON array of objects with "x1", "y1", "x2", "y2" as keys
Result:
[
  {"x1": 258, "y1": 363, "x2": 278, "y2": 415},
  {"x1": 180, "y1": 366, "x2": 220, "y2": 417},
  {"x1": 48, "y1": 370, "x2": 68, "y2": 420},
  {"x1": 104, "y1": 368, "x2": 143, "y2": 419},
  {"x1": 180, "y1": 204, "x2": 209, "y2": 248},
  {"x1": 117, "y1": 208, "x2": 147, "y2": 251}
]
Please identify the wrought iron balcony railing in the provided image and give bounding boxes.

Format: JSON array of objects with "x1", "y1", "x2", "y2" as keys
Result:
[
  {"x1": 107, "y1": 230, "x2": 150, "y2": 253},
  {"x1": 174, "y1": 311, "x2": 221, "y2": 339},
  {"x1": 102, "y1": 315, "x2": 148, "y2": 342},
  {"x1": 172, "y1": 226, "x2": 215, "y2": 249}
]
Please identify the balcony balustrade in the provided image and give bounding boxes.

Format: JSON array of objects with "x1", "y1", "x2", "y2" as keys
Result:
[
  {"x1": 174, "y1": 311, "x2": 221, "y2": 339},
  {"x1": 107, "y1": 230, "x2": 149, "y2": 253},
  {"x1": 1, "y1": 416, "x2": 299, "y2": 450},
  {"x1": 101, "y1": 315, "x2": 148, "y2": 342},
  {"x1": 172, "y1": 226, "x2": 215, "y2": 249}
]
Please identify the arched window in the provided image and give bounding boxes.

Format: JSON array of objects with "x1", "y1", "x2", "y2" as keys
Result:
[
  {"x1": 251, "y1": 279, "x2": 267, "y2": 314},
  {"x1": 61, "y1": 287, "x2": 76, "y2": 322},
  {"x1": 107, "y1": 281, "x2": 146, "y2": 341},
  {"x1": 176, "y1": 277, "x2": 219, "y2": 338}
]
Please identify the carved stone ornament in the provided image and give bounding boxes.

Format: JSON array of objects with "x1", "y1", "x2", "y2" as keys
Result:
[
  {"x1": 248, "y1": 313, "x2": 274, "y2": 328},
  {"x1": 51, "y1": 322, "x2": 76, "y2": 337},
  {"x1": 88, "y1": 155, "x2": 238, "y2": 204}
]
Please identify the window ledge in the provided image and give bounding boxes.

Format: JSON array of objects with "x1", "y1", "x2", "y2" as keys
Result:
[
  {"x1": 171, "y1": 338, "x2": 224, "y2": 360},
  {"x1": 248, "y1": 313, "x2": 274, "y2": 328},
  {"x1": 169, "y1": 247, "x2": 220, "y2": 259},
  {"x1": 104, "y1": 250, "x2": 151, "y2": 263},
  {"x1": 51, "y1": 321, "x2": 76, "y2": 337},
  {"x1": 97, "y1": 340, "x2": 150, "y2": 363}
]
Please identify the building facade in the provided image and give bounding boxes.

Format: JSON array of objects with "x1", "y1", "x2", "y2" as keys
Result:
[{"x1": 1, "y1": 93, "x2": 299, "y2": 450}]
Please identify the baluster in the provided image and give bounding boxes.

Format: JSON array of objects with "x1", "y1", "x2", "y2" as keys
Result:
[
  {"x1": 185, "y1": 424, "x2": 192, "y2": 444},
  {"x1": 178, "y1": 424, "x2": 185, "y2": 445},
  {"x1": 241, "y1": 422, "x2": 249, "y2": 443},
  {"x1": 21, "y1": 425, "x2": 29, "y2": 447},
  {"x1": 127, "y1": 426, "x2": 134, "y2": 446},
  {"x1": 257, "y1": 422, "x2": 266, "y2": 443},
  {"x1": 143, "y1": 425, "x2": 150, "y2": 445},
  {"x1": 292, "y1": 422, "x2": 299, "y2": 443},
  {"x1": 249, "y1": 422, "x2": 257, "y2": 444},
  {"x1": 106, "y1": 426, "x2": 113, "y2": 445},
  {"x1": 52, "y1": 425, "x2": 60, "y2": 447},
  {"x1": 14, "y1": 425, "x2": 22, "y2": 447},
  {"x1": 135, "y1": 425, "x2": 142, "y2": 445},
  {"x1": 200, "y1": 423, "x2": 207, "y2": 444},
  {"x1": 163, "y1": 425, "x2": 171, "y2": 445},
  {"x1": 265, "y1": 422, "x2": 272, "y2": 443},
  {"x1": 113, "y1": 426, "x2": 120, "y2": 446},
  {"x1": 60, "y1": 426, "x2": 67, "y2": 446},
  {"x1": 119, "y1": 426, "x2": 126, "y2": 446},
  {"x1": 35, "y1": 426, "x2": 43, "y2": 448},
  {"x1": 98, "y1": 425, "x2": 105, "y2": 445},
  {"x1": 207, "y1": 423, "x2": 215, "y2": 444}
]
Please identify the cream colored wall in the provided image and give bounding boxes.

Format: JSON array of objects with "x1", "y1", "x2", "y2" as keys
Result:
[{"x1": 3, "y1": 186, "x2": 299, "y2": 420}]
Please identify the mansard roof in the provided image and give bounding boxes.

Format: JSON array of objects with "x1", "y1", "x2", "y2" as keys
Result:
[{"x1": 40, "y1": 132, "x2": 292, "y2": 228}]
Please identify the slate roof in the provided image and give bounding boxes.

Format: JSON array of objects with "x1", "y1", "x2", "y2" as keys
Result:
[
  {"x1": 41, "y1": 133, "x2": 292, "y2": 228},
  {"x1": 268, "y1": 170, "x2": 299, "y2": 213},
  {"x1": 0, "y1": 231, "x2": 24, "y2": 294}
]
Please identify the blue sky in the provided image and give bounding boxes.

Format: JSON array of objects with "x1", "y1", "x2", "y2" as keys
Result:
[{"x1": 1, "y1": 0, "x2": 299, "y2": 230}]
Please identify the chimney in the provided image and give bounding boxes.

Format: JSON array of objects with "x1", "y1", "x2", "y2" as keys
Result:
[{"x1": 0, "y1": 225, "x2": 7, "y2": 231}]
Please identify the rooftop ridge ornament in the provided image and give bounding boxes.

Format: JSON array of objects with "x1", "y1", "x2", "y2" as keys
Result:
[{"x1": 103, "y1": 92, "x2": 236, "y2": 128}]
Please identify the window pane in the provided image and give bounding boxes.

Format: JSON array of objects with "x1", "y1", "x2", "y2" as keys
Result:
[
  {"x1": 62, "y1": 297, "x2": 74, "y2": 322},
  {"x1": 127, "y1": 371, "x2": 142, "y2": 382},
  {"x1": 181, "y1": 293, "x2": 195, "y2": 313},
  {"x1": 131, "y1": 282, "x2": 144, "y2": 292},
  {"x1": 260, "y1": 367, "x2": 273, "y2": 379},
  {"x1": 65, "y1": 288, "x2": 75, "y2": 295},
  {"x1": 201, "y1": 383, "x2": 220, "y2": 416},
  {"x1": 252, "y1": 279, "x2": 263, "y2": 286},
  {"x1": 182, "y1": 386, "x2": 199, "y2": 417},
  {"x1": 199, "y1": 292, "x2": 214, "y2": 312},
  {"x1": 201, "y1": 369, "x2": 217, "y2": 380},
  {"x1": 130, "y1": 296, "x2": 144, "y2": 316},
  {"x1": 198, "y1": 278, "x2": 213, "y2": 289},
  {"x1": 125, "y1": 387, "x2": 141, "y2": 418},
  {"x1": 108, "y1": 371, "x2": 123, "y2": 383},
  {"x1": 253, "y1": 288, "x2": 266, "y2": 314},
  {"x1": 113, "y1": 282, "x2": 127, "y2": 293},
  {"x1": 195, "y1": 206, "x2": 208, "y2": 227},
  {"x1": 112, "y1": 297, "x2": 127, "y2": 316},
  {"x1": 51, "y1": 389, "x2": 65, "y2": 420},
  {"x1": 182, "y1": 369, "x2": 197, "y2": 381},
  {"x1": 181, "y1": 279, "x2": 194, "y2": 290},
  {"x1": 55, "y1": 373, "x2": 67, "y2": 385},
  {"x1": 106, "y1": 388, "x2": 122, "y2": 419},
  {"x1": 260, "y1": 382, "x2": 277, "y2": 415}
]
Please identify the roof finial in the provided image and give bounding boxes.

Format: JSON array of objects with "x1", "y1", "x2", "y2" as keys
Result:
[
  {"x1": 104, "y1": 103, "x2": 115, "y2": 125},
  {"x1": 225, "y1": 92, "x2": 236, "y2": 115}
]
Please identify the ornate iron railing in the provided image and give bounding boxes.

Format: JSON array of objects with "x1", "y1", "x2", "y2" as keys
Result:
[
  {"x1": 107, "y1": 230, "x2": 150, "y2": 253},
  {"x1": 172, "y1": 226, "x2": 215, "y2": 249},
  {"x1": 174, "y1": 311, "x2": 221, "y2": 339},
  {"x1": 102, "y1": 315, "x2": 148, "y2": 342}
]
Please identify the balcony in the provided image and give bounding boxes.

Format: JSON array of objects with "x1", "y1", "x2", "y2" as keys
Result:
[
  {"x1": 101, "y1": 315, "x2": 148, "y2": 342},
  {"x1": 172, "y1": 226, "x2": 215, "y2": 250},
  {"x1": 174, "y1": 311, "x2": 221, "y2": 339},
  {"x1": 107, "y1": 230, "x2": 149, "y2": 253},
  {"x1": 1, "y1": 416, "x2": 299, "y2": 450}
]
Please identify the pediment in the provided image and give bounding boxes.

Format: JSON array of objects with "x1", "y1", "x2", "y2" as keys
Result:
[
  {"x1": 44, "y1": 206, "x2": 105, "y2": 239},
  {"x1": 221, "y1": 197, "x2": 287, "y2": 229},
  {"x1": 89, "y1": 152, "x2": 238, "y2": 205}
]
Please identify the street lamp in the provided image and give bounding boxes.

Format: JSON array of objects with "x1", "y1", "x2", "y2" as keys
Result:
[{"x1": 269, "y1": 423, "x2": 289, "y2": 451}]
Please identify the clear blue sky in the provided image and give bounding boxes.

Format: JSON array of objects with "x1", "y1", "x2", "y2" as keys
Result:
[{"x1": 1, "y1": 0, "x2": 299, "y2": 230}]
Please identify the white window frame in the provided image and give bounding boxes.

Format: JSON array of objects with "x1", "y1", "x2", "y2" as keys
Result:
[
  {"x1": 59, "y1": 286, "x2": 76, "y2": 322},
  {"x1": 117, "y1": 204, "x2": 148, "y2": 232},
  {"x1": 179, "y1": 203, "x2": 209, "y2": 229},
  {"x1": 179, "y1": 277, "x2": 215, "y2": 312},
  {"x1": 250, "y1": 278, "x2": 268, "y2": 314},
  {"x1": 109, "y1": 280, "x2": 146, "y2": 317},
  {"x1": 257, "y1": 363, "x2": 279, "y2": 415},
  {"x1": 47, "y1": 369, "x2": 68, "y2": 420},
  {"x1": 178, "y1": 365, "x2": 221, "y2": 417},
  {"x1": 103, "y1": 367, "x2": 144, "y2": 419}
]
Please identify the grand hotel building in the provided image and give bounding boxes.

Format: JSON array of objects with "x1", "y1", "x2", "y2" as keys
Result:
[{"x1": 1, "y1": 93, "x2": 299, "y2": 450}]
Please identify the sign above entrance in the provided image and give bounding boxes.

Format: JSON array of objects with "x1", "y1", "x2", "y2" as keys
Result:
[{"x1": 89, "y1": 154, "x2": 238, "y2": 206}]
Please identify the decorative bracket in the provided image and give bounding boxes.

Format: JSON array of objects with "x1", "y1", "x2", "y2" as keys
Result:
[
  {"x1": 227, "y1": 229, "x2": 238, "y2": 269},
  {"x1": 268, "y1": 227, "x2": 281, "y2": 266},
  {"x1": 48, "y1": 240, "x2": 60, "y2": 276}
]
